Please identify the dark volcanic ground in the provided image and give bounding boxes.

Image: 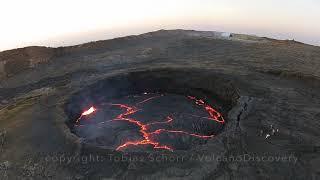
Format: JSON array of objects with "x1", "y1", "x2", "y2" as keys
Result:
[{"x1": 0, "y1": 30, "x2": 320, "y2": 179}]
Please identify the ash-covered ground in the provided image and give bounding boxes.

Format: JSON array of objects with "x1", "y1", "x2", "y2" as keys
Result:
[{"x1": 0, "y1": 30, "x2": 320, "y2": 179}]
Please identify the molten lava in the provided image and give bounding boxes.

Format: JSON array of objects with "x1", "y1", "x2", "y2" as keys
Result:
[
  {"x1": 76, "y1": 106, "x2": 96, "y2": 123},
  {"x1": 75, "y1": 95, "x2": 224, "y2": 151},
  {"x1": 187, "y1": 96, "x2": 225, "y2": 123},
  {"x1": 82, "y1": 106, "x2": 96, "y2": 116}
]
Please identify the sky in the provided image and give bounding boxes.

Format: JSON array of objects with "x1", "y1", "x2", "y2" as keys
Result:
[{"x1": 0, "y1": 0, "x2": 319, "y2": 51}]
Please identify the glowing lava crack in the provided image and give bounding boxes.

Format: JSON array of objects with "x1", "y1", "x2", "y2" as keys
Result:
[
  {"x1": 76, "y1": 106, "x2": 97, "y2": 123},
  {"x1": 75, "y1": 94, "x2": 225, "y2": 152}
]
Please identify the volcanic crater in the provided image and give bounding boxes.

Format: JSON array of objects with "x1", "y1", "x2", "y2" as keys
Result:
[{"x1": 64, "y1": 69, "x2": 239, "y2": 152}]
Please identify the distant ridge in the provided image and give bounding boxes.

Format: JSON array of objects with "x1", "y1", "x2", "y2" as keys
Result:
[{"x1": 0, "y1": 29, "x2": 318, "y2": 79}]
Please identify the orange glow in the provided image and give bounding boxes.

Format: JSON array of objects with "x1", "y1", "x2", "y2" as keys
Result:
[
  {"x1": 81, "y1": 106, "x2": 96, "y2": 116},
  {"x1": 187, "y1": 96, "x2": 225, "y2": 123},
  {"x1": 75, "y1": 106, "x2": 96, "y2": 124}
]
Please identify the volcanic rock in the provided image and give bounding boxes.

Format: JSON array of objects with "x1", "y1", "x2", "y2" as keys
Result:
[{"x1": 0, "y1": 30, "x2": 320, "y2": 179}]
